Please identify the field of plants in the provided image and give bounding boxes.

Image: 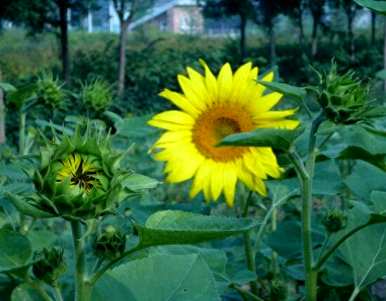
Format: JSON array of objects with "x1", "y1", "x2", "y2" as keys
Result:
[{"x1": 2, "y1": 0, "x2": 386, "y2": 301}]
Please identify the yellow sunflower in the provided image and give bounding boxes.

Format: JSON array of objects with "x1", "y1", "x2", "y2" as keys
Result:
[{"x1": 149, "y1": 62, "x2": 299, "y2": 207}]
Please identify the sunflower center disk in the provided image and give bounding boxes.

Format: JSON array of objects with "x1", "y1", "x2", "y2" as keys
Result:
[{"x1": 192, "y1": 105, "x2": 254, "y2": 162}]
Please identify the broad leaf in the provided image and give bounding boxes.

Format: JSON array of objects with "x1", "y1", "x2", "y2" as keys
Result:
[
  {"x1": 219, "y1": 128, "x2": 303, "y2": 151},
  {"x1": 258, "y1": 80, "x2": 306, "y2": 100},
  {"x1": 123, "y1": 174, "x2": 160, "y2": 191},
  {"x1": 93, "y1": 254, "x2": 221, "y2": 301},
  {"x1": 0, "y1": 228, "x2": 32, "y2": 272},
  {"x1": 11, "y1": 283, "x2": 45, "y2": 301},
  {"x1": 354, "y1": 0, "x2": 386, "y2": 14},
  {"x1": 136, "y1": 210, "x2": 259, "y2": 248},
  {"x1": 0, "y1": 82, "x2": 16, "y2": 93},
  {"x1": 344, "y1": 161, "x2": 386, "y2": 201}
]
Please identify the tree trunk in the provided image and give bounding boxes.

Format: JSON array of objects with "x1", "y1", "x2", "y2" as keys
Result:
[
  {"x1": 371, "y1": 11, "x2": 376, "y2": 44},
  {"x1": 347, "y1": 9, "x2": 355, "y2": 61},
  {"x1": 383, "y1": 17, "x2": 386, "y2": 93},
  {"x1": 117, "y1": 20, "x2": 128, "y2": 99},
  {"x1": 268, "y1": 20, "x2": 276, "y2": 66},
  {"x1": 0, "y1": 71, "x2": 5, "y2": 144},
  {"x1": 58, "y1": 0, "x2": 70, "y2": 83},
  {"x1": 298, "y1": 8, "x2": 305, "y2": 48},
  {"x1": 240, "y1": 14, "x2": 247, "y2": 60},
  {"x1": 311, "y1": 18, "x2": 318, "y2": 57}
]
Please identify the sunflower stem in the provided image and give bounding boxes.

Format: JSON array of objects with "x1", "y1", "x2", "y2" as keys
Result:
[
  {"x1": 241, "y1": 192, "x2": 259, "y2": 296},
  {"x1": 71, "y1": 221, "x2": 91, "y2": 301},
  {"x1": 288, "y1": 112, "x2": 325, "y2": 301}
]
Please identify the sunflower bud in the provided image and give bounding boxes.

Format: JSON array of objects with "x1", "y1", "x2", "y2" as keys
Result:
[
  {"x1": 32, "y1": 247, "x2": 66, "y2": 284},
  {"x1": 322, "y1": 209, "x2": 348, "y2": 233},
  {"x1": 81, "y1": 79, "x2": 112, "y2": 112},
  {"x1": 32, "y1": 125, "x2": 127, "y2": 219},
  {"x1": 93, "y1": 225, "x2": 126, "y2": 260},
  {"x1": 35, "y1": 74, "x2": 64, "y2": 109},
  {"x1": 269, "y1": 279, "x2": 288, "y2": 301},
  {"x1": 313, "y1": 64, "x2": 374, "y2": 124}
]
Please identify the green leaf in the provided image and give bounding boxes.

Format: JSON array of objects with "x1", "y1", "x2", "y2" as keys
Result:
[
  {"x1": 354, "y1": 0, "x2": 386, "y2": 14},
  {"x1": 0, "y1": 228, "x2": 32, "y2": 272},
  {"x1": 219, "y1": 128, "x2": 303, "y2": 151},
  {"x1": 123, "y1": 174, "x2": 160, "y2": 192},
  {"x1": 93, "y1": 254, "x2": 221, "y2": 301},
  {"x1": 344, "y1": 161, "x2": 386, "y2": 201},
  {"x1": 11, "y1": 283, "x2": 45, "y2": 301},
  {"x1": 0, "y1": 82, "x2": 16, "y2": 93},
  {"x1": 136, "y1": 210, "x2": 259, "y2": 248},
  {"x1": 258, "y1": 80, "x2": 306, "y2": 100},
  {"x1": 376, "y1": 69, "x2": 386, "y2": 79},
  {"x1": 5, "y1": 193, "x2": 54, "y2": 218}
]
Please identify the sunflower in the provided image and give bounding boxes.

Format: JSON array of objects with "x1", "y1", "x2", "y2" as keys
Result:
[{"x1": 149, "y1": 62, "x2": 299, "y2": 207}]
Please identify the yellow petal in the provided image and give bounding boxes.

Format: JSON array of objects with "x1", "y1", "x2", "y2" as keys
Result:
[
  {"x1": 178, "y1": 75, "x2": 207, "y2": 111},
  {"x1": 210, "y1": 164, "x2": 223, "y2": 201},
  {"x1": 159, "y1": 89, "x2": 200, "y2": 117},
  {"x1": 190, "y1": 160, "x2": 212, "y2": 199},
  {"x1": 223, "y1": 162, "x2": 237, "y2": 207},
  {"x1": 200, "y1": 60, "x2": 218, "y2": 103},
  {"x1": 217, "y1": 63, "x2": 233, "y2": 102},
  {"x1": 186, "y1": 67, "x2": 210, "y2": 103},
  {"x1": 148, "y1": 110, "x2": 195, "y2": 130},
  {"x1": 254, "y1": 92, "x2": 283, "y2": 113},
  {"x1": 256, "y1": 71, "x2": 274, "y2": 96},
  {"x1": 256, "y1": 119, "x2": 300, "y2": 130},
  {"x1": 154, "y1": 130, "x2": 192, "y2": 146},
  {"x1": 256, "y1": 109, "x2": 298, "y2": 120}
]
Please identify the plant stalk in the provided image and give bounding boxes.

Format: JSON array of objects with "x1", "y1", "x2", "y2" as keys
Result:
[
  {"x1": 241, "y1": 192, "x2": 259, "y2": 296},
  {"x1": 71, "y1": 221, "x2": 91, "y2": 301}
]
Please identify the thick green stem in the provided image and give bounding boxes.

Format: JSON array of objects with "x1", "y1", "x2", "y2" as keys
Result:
[
  {"x1": 71, "y1": 221, "x2": 91, "y2": 301},
  {"x1": 289, "y1": 112, "x2": 325, "y2": 301}
]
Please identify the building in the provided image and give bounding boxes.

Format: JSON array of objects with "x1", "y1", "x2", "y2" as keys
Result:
[{"x1": 82, "y1": 0, "x2": 239, "y2": 36}]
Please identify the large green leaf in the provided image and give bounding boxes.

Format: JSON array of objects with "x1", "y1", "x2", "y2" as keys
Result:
[
  {"x1": 0, "y1": 228, "x2": 32, "y2": 272},
  {"x1": 0, "y1": 82, "x2": 16, "y2": 93},
  {"x1": 344, "y1": 161, "x2": 386, "y2": 201},
  {"x1": 93, "y1": 254, "x2": 221, "y2": 301},
  {"x1": 136, "y1": 210, "x2": 259, "y2": 248},
  {"x1": 219, "y1": 128, "x2": 303, "y2": 151},
  {"x1": 354, "y1": 0, "x2": 386, "y2": 14}
]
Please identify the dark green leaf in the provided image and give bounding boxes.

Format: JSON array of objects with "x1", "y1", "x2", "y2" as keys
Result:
[
  {"x1": 219, "y1": 128, "x2": 303, "y2": 151},
  {"x1": 136, "y1": 210, "x2": 259, "y2": 248},
  {"x1": 0, "y1": 228, "x2": 32, "y2": 272},
  {"x1": 354, "y1": 0, "x2": 386, "y2": 14}
]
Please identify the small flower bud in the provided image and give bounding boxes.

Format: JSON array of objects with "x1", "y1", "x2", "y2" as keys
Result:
[
  {"x1": 32, "y1": 247, "x2": 66, "y2": 284},
  {"x1": 270, "y1": 279, "x2": 288, "y2": 301},
  {"x1": 93, "y1": 225, "x2": 126, "y2": 260},
  {"x1": 322, "y1": 209, "x2": 348, "y2": 233}
]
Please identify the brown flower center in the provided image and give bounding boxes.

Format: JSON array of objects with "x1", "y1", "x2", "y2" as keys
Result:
[{"x1": 192, "y1": 104, "x2": 254, "y2": 162}]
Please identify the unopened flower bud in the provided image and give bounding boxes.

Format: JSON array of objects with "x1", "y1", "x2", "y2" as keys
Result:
[
  {"x1": 32, "y1": 247, "x2": 66, "y2": 284},
  {"x1": 93, "y1": 225, "x2": 126, "y2": 260},
  {"x1": 322, "y1": 209, "x2": 347, "y2": 233}
]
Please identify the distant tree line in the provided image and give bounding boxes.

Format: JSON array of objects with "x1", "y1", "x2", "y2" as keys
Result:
[{"x1": 200, "y1": 0, "x2": 379, "y2": 65}]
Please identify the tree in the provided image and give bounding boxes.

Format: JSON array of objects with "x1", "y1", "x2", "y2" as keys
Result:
[
  {"x1": 341, "y1": 0, "x2": 361, "y2": 60},
  {"x1": 1, "y1": 0, "x2": 92, "y2": 83},
  {"x1": 112, "y1": 0, "x2": 154, "y2": 99},
  {"x1": 308, "y1": 0, "x2": 326, "y2": 57},
  {"x1": 281, "y1": 0, "x2": 306, "y2": 48},
  {"x1": 202, "y1": 0, "x2": 255, "y2": 60},
  {"x1": 254, "y1": 0, "x2": 281, "y2": 66}
]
